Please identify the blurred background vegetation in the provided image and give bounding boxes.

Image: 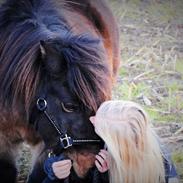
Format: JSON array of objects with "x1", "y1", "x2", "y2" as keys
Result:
[
  {"x1": 109, "y1": 0, "x2": 183, "y2": 181},
  {"x1": 109, "y1": 0, "x2": 183, "y2": 123}
]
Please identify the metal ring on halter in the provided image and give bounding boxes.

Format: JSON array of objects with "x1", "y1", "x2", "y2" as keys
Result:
[{"x1": 37, "y1": 98, "x2": 47, "y2": 111}]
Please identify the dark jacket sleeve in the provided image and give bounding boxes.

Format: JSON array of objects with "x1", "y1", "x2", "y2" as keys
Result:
[{"x1": 100, "y1": 171, "x2": 109, "y2": 183}]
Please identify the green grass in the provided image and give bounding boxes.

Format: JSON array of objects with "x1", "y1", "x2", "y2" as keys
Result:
[
  {"x1": 173, "y1": 152, "x2": 183, "y2": 163},
  {"x1": 176, "y1": 59, "x2": 183, "y2": 75}
]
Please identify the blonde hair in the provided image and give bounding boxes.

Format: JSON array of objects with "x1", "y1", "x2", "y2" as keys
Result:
[{"x1": 95, "y1": 100, "x2": 165, "y2": 183}]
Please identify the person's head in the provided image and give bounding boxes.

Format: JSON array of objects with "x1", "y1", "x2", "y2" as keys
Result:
[{"x1": 90, "y1": 100, "x2": 165, "y2": 183}]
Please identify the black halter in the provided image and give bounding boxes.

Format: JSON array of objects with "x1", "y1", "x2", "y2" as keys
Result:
[{"x1": 36, "y1": 98, "x2": 102, "y2": 150}]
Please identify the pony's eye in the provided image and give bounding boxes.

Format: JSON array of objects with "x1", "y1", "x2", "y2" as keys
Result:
[{"x1": 61, "y1": 102, "x2": 79, "y2": 113}]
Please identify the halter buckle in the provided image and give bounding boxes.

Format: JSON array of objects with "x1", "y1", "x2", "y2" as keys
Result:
[{"x1": 60, "y1": 134, "x2": 73, "y2": 149}]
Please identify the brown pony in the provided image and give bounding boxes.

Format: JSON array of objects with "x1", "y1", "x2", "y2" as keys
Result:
[{"x1": 0, "y1": 0, "x2": 120, "y2": 183}]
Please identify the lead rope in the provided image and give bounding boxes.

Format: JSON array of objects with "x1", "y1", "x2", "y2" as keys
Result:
[
  {"x1": 63, "y1": 169, "x2": 99, "y2": 183},
  {"x1": 92, "y1": 168, "x2": 100, "y2": 183},
  {"x1": 63, "y1": 177, "x2": 69, "y2": 183},
  {"x1": 63, "y1": 168, "x2": 99, "y2": 183}
]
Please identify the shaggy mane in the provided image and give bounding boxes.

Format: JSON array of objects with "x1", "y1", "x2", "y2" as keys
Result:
[
  {"x1": 65, "y1": 35, "x2": 111, "y2": 112},
  {"x1": 0, "y1": 0, "x2": 111, "y2": 120}
]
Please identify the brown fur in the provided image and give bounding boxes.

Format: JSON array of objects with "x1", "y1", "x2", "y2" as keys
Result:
[{"x1": 67, "y1": 151, "x2": 96, "y2": 178}]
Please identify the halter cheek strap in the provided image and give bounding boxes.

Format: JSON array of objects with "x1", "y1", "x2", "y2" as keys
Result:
[
  {"x1": 37, "y1": 98, "x2": 73, "y2": 149},
  {"x1": 36, "y1": 98, "x2": 102, "y2": 150}
]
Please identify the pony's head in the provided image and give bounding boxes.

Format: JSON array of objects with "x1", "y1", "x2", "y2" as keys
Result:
[
  {"x1": 93, "y1": 100, "x2": 165, "y2": 183},
  {"x1": 32, "y1": 35, "x2": 112, "y2": 149}
]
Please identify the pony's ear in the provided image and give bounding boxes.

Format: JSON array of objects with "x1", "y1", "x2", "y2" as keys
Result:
[{"x1": 39, "y1": 40, "x2": 65, "y2": 75}]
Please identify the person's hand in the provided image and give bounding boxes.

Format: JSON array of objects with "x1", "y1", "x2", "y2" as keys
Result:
[
  {"x1": 95, "y1": 149, "x2": 109, "y2": 173},
  {"x1": 52, "y1": 160, "x2": 72, "y2": 179}
]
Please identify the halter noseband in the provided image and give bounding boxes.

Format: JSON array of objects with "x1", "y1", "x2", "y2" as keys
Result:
[{"x1": 36, "y1": 98, "x2": 102, "y2": 150}]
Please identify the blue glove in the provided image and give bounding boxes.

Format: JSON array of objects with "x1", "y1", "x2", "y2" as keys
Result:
[{"x1": 44, "y1": 154, "x2": 67, "y2": 180}]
